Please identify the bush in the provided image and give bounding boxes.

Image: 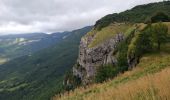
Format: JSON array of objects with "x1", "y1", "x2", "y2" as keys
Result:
[
  {"x1": 95, "y1": 65, "x2": 118, "y2": 83},
  {"x1": 117, "y1": 42, "x2": 129, "y2": 72},
  {"x1": 117, "y1": 28, "x2": 135, "y2": 71},
  {"x1": 63, "y1": 71, "x2": 81, "y2": 91}
]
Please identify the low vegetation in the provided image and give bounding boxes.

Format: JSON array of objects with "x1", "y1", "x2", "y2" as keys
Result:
[
  {"x1": 95, "y1": 64, "x2": 117, "y2": 83},
  {"x1": 88, "y1": 23, "x2": 132, "y2": 48},
  {"x1": 94, "y1": 22, "x2": 168, "y2": 84},
  {"x1": 54, "y1": 41, "x2": 170, "y2": 100}
]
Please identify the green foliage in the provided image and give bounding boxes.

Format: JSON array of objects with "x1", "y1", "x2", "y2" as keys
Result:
[
  {"x1": 145, "y1": 12, "x2": 170, "y2": 23},
  {"x1": 95, "y1": 65, "x2": 118, "y2": 83},
  {"x1": 116, "y1": 42, "x2": 129, "y2": 72},
  {"x1": 117, "y1": 28, "x2": 136, "y2": 71},
  {"x1": 0, "y1": 26, "x2": 92, "y2": 100},
  {"x1": 127, "y1": 24, "x2": 159, "y2": 64},
  {"x1": 151, "y1": 12, "x2": 170, "y2": 23},
  {"x1": 95, "y1": 1, "x2": 170, "y2": 30},
  {"x1": 63, "y1": 71, "x2": 81, "y2": 91},
  {"x1": 151, "y1": 22, "x2": 168, "y2": 50},
  {"x1": 128, "y1": 32, "x2": 150, "y2": 59},
  {"x1": 95, "y1": 14, "x2": 127, "y2": 30},
  {"x1": 96, "y1": 22, "x2": 169, "y2": 84}
]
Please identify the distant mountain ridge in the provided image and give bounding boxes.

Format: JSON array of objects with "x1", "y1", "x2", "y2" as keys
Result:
[{"x1": 0, "y1": 32, "x2": 73, "y2": 60}]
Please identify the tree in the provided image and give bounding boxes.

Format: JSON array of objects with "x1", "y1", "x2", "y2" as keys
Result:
[
  {"x1": 145, "y1": 12, "x2": 170, "y2": 24},
  {"x1": 151, "y1": 12, "x2": 170, "y2": 23},
  {"x1": 151, "y1": 22, "x2": 168, "y2": 50}
]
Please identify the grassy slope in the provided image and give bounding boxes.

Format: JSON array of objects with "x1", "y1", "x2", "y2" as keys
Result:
[
  {"x1": 88, "y1": 23, "x2": 133, "y2": 48},
  {"x1": 88, "y1": 22, "x2": 168, "y2": 48},
  {"x1": 54, "y1": 24, "x2": 170, "y2": 100}
]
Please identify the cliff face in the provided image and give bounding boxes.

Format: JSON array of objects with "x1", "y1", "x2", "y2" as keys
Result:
[{"x1": 73, "y1": 29, "x2": 125, "y2": 84}]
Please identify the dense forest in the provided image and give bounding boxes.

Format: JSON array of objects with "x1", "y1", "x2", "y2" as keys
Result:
[{"x1": 95, "y1": 1, "x2": 170, "y2": 30}]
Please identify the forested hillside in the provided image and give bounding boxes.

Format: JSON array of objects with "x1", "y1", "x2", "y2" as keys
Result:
[
  {"x1": 95, "y1": 1, "x2": 170, "y2": 30},
  {"x1": 0, "y1": 26, "x2": 92, "y2": 100}
]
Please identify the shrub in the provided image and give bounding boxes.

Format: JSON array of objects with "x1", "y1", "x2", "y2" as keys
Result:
[
  {"x1": 117, "y1": 28, "x2": 135, "y2": 71},
  {"x1": 116, "y1": 42, "x2": 129, "y2": 72},
  {"x1": 63, "y1": 71, "x2": 81, "y2": 91},
  {"x1": 95, "y1": 65, "x2": 118, "y2": 83}
]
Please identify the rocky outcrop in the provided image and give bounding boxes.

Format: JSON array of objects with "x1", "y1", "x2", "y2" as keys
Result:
[{"x1": 73, "y1": 32, "x2": 125, "y2": 85}]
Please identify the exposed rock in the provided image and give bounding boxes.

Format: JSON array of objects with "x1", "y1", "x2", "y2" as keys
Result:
[{"x1": 73, "y1": 32, "x2": 125, "y2": 85}]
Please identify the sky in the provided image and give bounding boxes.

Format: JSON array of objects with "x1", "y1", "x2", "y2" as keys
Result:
[{"x1": 0, "y1": 0, "x2": 164, "y2": 34}]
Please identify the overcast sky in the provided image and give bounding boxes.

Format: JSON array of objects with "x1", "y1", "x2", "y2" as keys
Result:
[{"x1": 0, "y1": 0, "x2": 164, "y2": 34}]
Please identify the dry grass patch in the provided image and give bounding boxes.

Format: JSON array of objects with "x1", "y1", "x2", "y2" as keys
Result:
[
  {"x1": 89, "y1": 68, "x2": 170, "y2": 100},
  {"x1": 54, "y1": 68, "x2": 170, "y2": 100}
]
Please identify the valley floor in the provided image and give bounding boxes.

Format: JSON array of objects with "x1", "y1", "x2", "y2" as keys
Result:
[{"x1": 53, "y1": 43, "x2": 170, "y2": 100}]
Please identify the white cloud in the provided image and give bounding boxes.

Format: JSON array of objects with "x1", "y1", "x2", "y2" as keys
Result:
[{"x1": 0, "y1": 0, "x2": 164, "y2": 34}]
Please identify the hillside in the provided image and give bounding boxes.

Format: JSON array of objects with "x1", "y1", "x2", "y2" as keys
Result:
[
  {"x1": 95, "y1": 1, "x2": 170, "y2": 30},
  {"x1": 54, "y1": 1, "x2": 170, "y2": 100},
  {"x1": 62, "y1": 0, "x2": 170, "y2": 86},
  {"x1": 54, "y1": 23, "x2": 170, "y2": 100},
  {"x1": 53, "y1": 22, "x2": 170, "y2": 100},
  {"x1": 0, "y1": 26, "x2": 92, "y2": 100},
  {"x1": 54, "y1": 45, "x2": 170, "y2": 100}
]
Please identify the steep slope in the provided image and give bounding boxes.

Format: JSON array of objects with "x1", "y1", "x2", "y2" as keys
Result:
[
  {"x1": 0, "y1": 26, "x2": 92, "y2": 100},
  {"x1": 66, "y1": 1, "x2": 170, "y2": 86},
  {"x1": 57, "y1": 1, "x2": 170, "y2": 99},
  {"x1": 54, "y1": 25, "x2": 170, "y2": 100},
  {"x1": 54, "y1": 47, "x2": 170, "y2": 100},
  {"x1": 72, "y1": 23, "x2": 134, "y2": 84}
]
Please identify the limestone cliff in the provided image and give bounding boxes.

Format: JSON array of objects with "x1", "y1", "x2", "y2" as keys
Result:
[{"x1": 72, "y1": 26, "x2": 125, "y2": 84}]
